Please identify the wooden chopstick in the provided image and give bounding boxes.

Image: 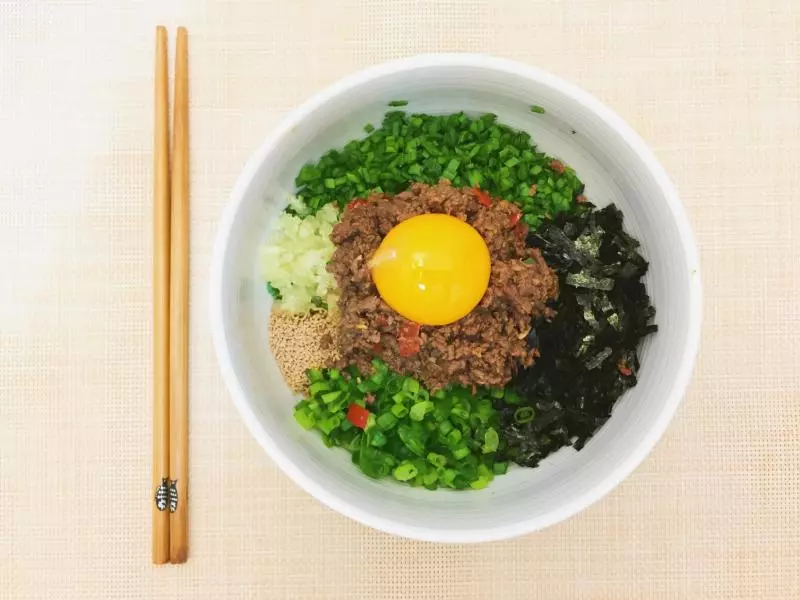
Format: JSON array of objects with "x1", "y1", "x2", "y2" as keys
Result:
[
  {"x1": 152, "y1": 24, "x2": 171, "y2": 566},
  {"x1": 169, "y1": 26, "x2": 190, "y2": 564}
]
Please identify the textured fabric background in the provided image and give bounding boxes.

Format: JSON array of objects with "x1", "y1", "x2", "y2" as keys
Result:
[{"x1": 1, "y1": 0, "x2": 799, "y2": 598}]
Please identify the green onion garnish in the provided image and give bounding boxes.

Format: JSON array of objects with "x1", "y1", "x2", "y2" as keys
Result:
[
  {"x1": 292, "y1": 111, "x2": 583, "y2": 228},
  {"x1": 482, "y1": 428, "x2": 499, "y2": 454},
  {"x1": 514, "y1": 407, "x2": 535, "y2": 424},
  {"x1": 393, "y1": 460, "x2": 418, "y2": 481},
  {"x1": 293, "y1": 360, "x2": 507, "y2": 490}
]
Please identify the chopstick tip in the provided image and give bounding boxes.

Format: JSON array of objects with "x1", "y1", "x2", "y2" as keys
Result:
[{"x1": 171, "y1": 547, "x2": 188, "y2": 564}]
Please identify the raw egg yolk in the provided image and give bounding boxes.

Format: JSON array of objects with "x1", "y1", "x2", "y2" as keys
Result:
[{"x1": 370, "y1": 214, "x2": 491, "y2": 326}]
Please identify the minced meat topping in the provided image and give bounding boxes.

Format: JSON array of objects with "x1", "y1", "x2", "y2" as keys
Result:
[{"x1": 327, "y1": 181, "x2": 558, "y2": 391}]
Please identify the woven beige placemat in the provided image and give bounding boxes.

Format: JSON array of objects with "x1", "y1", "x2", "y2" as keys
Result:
[{"x1": 1, "y1": 1, "x2": 799, "y2": 598}]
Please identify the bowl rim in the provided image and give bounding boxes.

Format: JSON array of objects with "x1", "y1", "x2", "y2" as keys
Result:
[{"x1": 210, "y1": 53, "x2": 703, "y2": 543}]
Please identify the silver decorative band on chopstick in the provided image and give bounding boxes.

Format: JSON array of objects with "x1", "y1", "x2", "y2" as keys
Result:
[
  {"x1": 154, "y1": 478, "x2": 179, "y2": 512},
  {"x1": 155, "y1": 478, "x2": 169, "y2": 511},
  {"x1": 168, "y1": 480, "x2": 179, "y2": 513}
]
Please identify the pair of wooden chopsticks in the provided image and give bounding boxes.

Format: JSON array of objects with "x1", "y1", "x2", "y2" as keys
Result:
[{"x1": 153, "y1": 25, "x2": 189, "y2": 565}]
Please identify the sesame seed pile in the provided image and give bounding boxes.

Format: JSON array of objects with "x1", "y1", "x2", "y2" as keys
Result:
[{"x1": 268, "y1": 309, "x2": 340, "y2": 393}]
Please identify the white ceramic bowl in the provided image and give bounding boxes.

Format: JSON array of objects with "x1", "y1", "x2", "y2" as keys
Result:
[{"x1": 210, "y1": 55, "x2": 701, "y2": 543}]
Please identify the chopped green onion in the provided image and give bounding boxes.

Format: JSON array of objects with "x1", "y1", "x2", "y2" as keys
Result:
[
  {"x1": 390, "y1": 404, "x2": 409, "y2": 419},
  {"x1": 482, "y1": 428, "x2": 499, "y2": 453},
  {"x1": 403, "y1": 378, "x2": 420, "y2": 396},
  {"x1": 440, "y1": 469, "x2": 457, "y2": 488},
  {"x1": 493, "y1": 461, "x2": 509, "y2": 475},
  {"x1": 469, "y1": 464, "x2": 494, "y2": 489},
  {"x1": 393, "y1": 460, "x2": 418, "y2": 481},
  {"x1": 438, "y1": 420, "x2": 454, "y2": 436},
  {"x1": 446, "y1": 429, "x2": 462, "y2": 445},
  {"x1": 376, "y1": 412, "x2": 398, "y2": 430},
  {"x1": 320, "y1": 390, "x2": 343, "y2": 404},
  {"x1": 306, "y1": 367, "x2": 324, "y2": 383},
  {"x1": 292, "y1": 111, "x2": 583, "y2": 228},
  {"x1": 427, "y1": 453, "x2": 447, "y2": 469},
  {"x1": 397, "y1": 424, "x2": 425, "y2": 456},
  {"x1": 514, "y1": 406, "x2": 535, "y2": 424},
  {"x1": 266, "y1": 281, "x2": 282, "y2": 300},
  {"x1": 308, "y1": 381, "x2": 331, "y2": 396},
  {"x1": 451, "y1": 398, "x2": 470, "y2": 420},
  {"x1": 409, "y1": 400, "x2": 434, "y2": 421},
  {"x1": 293, "y1": 360, "x2": 509, "y2": 490},
  {"x1": 318, "y1": 415, "x2": 341, "y2": 435},
  {"x1": 422, "y1": 471, "x2": 439, "y2": 486},
  {"x1": 293, "y1": 407, "x2": 316, "y2": 430},
  {"x1": 452, "y1": 445, "x2": 470, "y2": 460},
  {"x1": 370, "y1": 430, "x2": 387, "y2": 448}
]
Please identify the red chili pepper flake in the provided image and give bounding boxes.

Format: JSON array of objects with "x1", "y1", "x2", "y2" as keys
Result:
[
  {"x1": 550, "y1": 159, "x2": 565, "y2": 174},
  {"x1": 346, "y1": 198, "x2": 368, "y2": 210},
  {"x1": 576, "y1": 194, "x2": 588, "y2": 204},
  {"x1": 399, "y1": 338, "x2": 420, "y2": 357},
  {"x1": 473, "y1": 188, "x2": 492, "y2": 207},
  {"x1": 618, "y1": 360, "x2": 633, "y2": 377},
  {"x1": 398, "y1": 321, "x2": 421, "y2": 357},
  {"x1": 399, "y1": 321, "x2": 420, "y2": 339},
  {"x1": 509, "y1": 211, "x2": 522, "y2": 227},
  {"x1": 346, "y1": 403, "x2": 370, "y2": 429}
]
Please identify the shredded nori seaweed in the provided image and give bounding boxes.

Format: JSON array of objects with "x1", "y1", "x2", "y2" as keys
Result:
[{"x1": 496, "y1": 204, "x2": 657, "y2": 468}]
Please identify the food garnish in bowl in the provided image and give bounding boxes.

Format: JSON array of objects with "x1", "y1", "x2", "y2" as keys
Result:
[{"x1": 260, "y1": 106, "x2": 657, "y2": 491}]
